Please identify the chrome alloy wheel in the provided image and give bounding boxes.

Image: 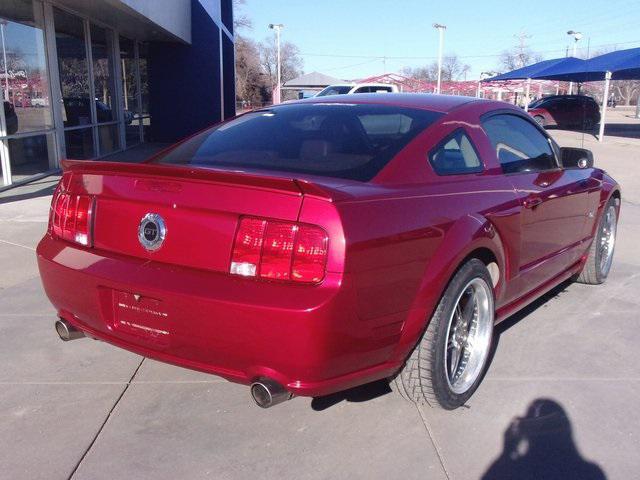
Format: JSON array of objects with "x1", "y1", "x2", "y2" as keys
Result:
[
  {"x1": 599, "y1": 205, "x2": 617, "y2": 277},
  {"x1": 444, "y1": 278, "x2": 494, "y2": 395}
]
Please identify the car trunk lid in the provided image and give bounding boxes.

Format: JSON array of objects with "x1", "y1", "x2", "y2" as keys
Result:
[{"x1": 62, "y1": 160, "x2": 309, "y2": 274}]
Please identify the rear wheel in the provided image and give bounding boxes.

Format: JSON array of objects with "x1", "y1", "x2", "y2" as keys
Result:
[
  {"x1": 392, "y1": 259, "x2": 495, "y2": 410},
  {"x1": 576, "y1": 197, "x2": 618, "y2": 284},
  {"x1": 534, "y1": 115, "x2": 545, "y2": 127}
]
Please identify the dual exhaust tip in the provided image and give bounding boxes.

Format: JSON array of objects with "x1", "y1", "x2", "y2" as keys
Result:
[{"x1": 54, "y1": 319, "x2": 291, "y2": 408}]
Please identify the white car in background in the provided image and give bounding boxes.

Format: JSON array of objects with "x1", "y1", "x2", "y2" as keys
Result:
[
  {"x1": 315, "y1": 83, "x2": 399, "y2": 97},
  {"x1": 30, "y1": 97, "x2": 48, "y2": 107}
]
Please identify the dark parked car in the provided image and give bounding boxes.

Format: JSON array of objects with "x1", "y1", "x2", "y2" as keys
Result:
[
  {"x1": 3, "y1": 101, "x2": 18, "y2": 135},
  {"x1": 38, "y1": 94, "x2": 620, "y2": 410},
  {"x1": 528, "y1": 95, "x2": 600, "y2": 130}
]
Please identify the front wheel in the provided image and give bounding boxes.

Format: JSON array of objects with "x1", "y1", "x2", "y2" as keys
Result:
[
  {"x1": 576, "y1": 197, "x2": 619, "y2": 284},
  {"x1": 392, "y1": 259, "x2": 495, "y2": 410}
]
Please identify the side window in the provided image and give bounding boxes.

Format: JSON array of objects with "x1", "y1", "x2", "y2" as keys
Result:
[
  {"x1": 353, "y1": 87, "x2": 370, "y2": 94},
  {"x1": 481, "y1": 114, "x2": 557, "y2": 174},
  {"x1": 429, "y1": 129, "x2": 483, "y2": 175}
]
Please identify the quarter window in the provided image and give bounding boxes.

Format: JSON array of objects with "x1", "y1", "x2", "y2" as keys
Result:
[
  {"x1": 481, "y1": 114, "x2": 556, "y2": 174},
  {"x1": 429, "y1": 129, "x2": 482, "y2": 175}
]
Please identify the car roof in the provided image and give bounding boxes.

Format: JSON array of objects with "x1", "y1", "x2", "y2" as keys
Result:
[{"x1": 289, "y1": 93, "x2": 483, "y2": 113}]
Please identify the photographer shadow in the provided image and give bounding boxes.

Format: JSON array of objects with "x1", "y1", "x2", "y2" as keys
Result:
[{"x1": 482, "y1": 398, "x2": 606, "y2": 480}]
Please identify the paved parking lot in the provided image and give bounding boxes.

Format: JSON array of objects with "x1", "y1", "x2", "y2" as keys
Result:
[{"x1": 1, "y1": 128, "x2": 639, "y2": 480}]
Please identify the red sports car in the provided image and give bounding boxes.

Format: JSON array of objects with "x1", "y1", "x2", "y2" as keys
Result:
[{"x1": 37, "y1": 94, "x2": 620, "y2": 410}]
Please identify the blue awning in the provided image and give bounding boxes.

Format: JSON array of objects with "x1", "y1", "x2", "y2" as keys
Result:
[
  {"x1": 535, "y1": 47, "x2": 640, "y2": 82},
  {"x1": 483, "y1": 57, "x2": 585, "y2": 81},
  {"x1": 484, "y1": 48, "x2": 640, "y2": 83}
]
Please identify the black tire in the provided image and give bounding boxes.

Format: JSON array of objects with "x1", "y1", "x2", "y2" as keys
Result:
[
  {"x1": 576, "y1": 197, "x2": 619, "y2": 285},
  {"x1": 534, "y1": 115, "x2": 545, "y2": 127},
  {"x1": 392, "y1": 259, "x2": 495, "y2": 410}
]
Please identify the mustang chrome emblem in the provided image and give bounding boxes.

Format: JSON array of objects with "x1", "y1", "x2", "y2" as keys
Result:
[{"x1": 138, "y1": 213, "x2": 166, "y2": 251}]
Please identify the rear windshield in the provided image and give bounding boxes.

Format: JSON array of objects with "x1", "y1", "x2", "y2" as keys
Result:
[
  {"x1": 316, "y1": 86, "x2": 352, "y2": 96},
  {"x1": 153, "y1": 104, "x2": 442, "y2": 181}
]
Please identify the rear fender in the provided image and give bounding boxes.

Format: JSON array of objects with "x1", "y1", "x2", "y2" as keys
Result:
[{"x1": 389, "y1": 213, "x2": 507, "y2": 364}]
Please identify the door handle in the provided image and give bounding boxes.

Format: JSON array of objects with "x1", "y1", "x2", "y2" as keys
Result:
[{"x1": 523, "y1": 196, "x2": 543, "y2": 209}]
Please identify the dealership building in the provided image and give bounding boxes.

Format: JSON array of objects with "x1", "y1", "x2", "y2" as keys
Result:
[{"x1": 0, "y1": 0, "x2": 235, "y2": 190}]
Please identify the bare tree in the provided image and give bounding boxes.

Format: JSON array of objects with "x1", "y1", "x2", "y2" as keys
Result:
[
  {"x1": 235, "y1": 35, "x2": 269, "y2": 105},
  {"x1": 232, "y1": 0, "x2": 303, "y2": 104},
  {"x1": 233, "y1": 0, "x2": 269, "y2": 106},
  {"x1": 233, "y1": 0, "x2": 252, "y2": 31},
  {"x1": 401, "y1": 54, "x2": 470, "y2": 82},
  {"x1": 258, "y1": 36, "x2": 304, "y2": 100},
  {"x1": 590, "y1": 47, "x2": 640, "y2": 105},
  {"x1": 441, "y1": 55, "x2": 471, "y2": 81},
  {"x1": 613, "y1": 81, "x2": 640, "y2": 106},
  {"x1": 497, "y1": 32, "x2": 543, "y2": 72}
]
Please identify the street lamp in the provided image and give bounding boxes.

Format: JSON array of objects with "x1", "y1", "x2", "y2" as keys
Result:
[
  {"x1": 433, "y1": 23, "x2": 446, "y2": 94},
  {"x1": 269, "y1": 23, "x2": 284, "y2": 104},
  {"x1": 567, "y1": 30, "x2": 582, "y2": 94}
]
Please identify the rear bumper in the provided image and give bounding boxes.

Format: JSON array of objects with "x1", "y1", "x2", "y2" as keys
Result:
[{"x1": 36, "y1": 235, "x2": 402, "y2": 396}]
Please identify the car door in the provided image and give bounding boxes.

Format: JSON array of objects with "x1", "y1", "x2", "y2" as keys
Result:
[{"x1": 481, "y1": 112, "x2": 591, "y2": 294}]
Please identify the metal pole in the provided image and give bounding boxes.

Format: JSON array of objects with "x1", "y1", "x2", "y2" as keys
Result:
[
  {"x1": 476, "y1": 80, "x2": 481, "y2": 98},
  {"x1": 121, "y1": 58, "x2": 128, "y2": 110},
  {"x1": 436, "y1": 27, "x2": 444, "y2": 94},
  {"x1": 568, "y1": 40, "x2": 577, "y2": 95},
  {"x1": 0, "y1": 21, "x2": 9, "y2": 102},
  {"x1": 276, "y1": 27, "x2": 281, "y2": 104},
  {"x1": 524, "y1": 78, "x2": 531, "y2": 112},
  {"x1": 599, "y1": 71, "x2": 612, "y2": 142},
  {"x1": 269, "y1": 24, "x2": 284, "y2": 105}
]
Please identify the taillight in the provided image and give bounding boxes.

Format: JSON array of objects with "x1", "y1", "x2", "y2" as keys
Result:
[
  {"x1": 49, "y1": 190, "x2": 94, "y2": 247},
  {"x1": 230, "y1": 216, "x2": 328, "y2": 284}
]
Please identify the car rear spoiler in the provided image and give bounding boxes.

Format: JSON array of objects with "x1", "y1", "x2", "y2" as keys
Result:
[{"x1": 60, "y1": 159, "x2": 338, "y2": 201}]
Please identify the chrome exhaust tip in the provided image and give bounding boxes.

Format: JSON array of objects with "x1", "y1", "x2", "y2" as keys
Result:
[
  {"x1": 55, "y1": 318, "x2": 85, "y2": 341},
  {"x1": 250, "y1": 378, "x2": 293, "y2": 408}
]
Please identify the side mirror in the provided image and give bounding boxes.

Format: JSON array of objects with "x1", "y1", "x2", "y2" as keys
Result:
[{"x1": 560, "y1": 147, "x2": 594, "y2": 169}]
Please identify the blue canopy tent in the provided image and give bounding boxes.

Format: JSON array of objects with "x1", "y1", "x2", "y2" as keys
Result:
[
  {"x1": 487, "y1": 57, "x2": 587, "y2": 81},
  {"x1": 484, "y1": 48, "x2": 640, "y2": 141},
  {"x1": 485, "y1": 57, "x2": 586, "y2": 113},
  {"x1": 534, "y1": 48, "x2": 640, "y2": 141}
]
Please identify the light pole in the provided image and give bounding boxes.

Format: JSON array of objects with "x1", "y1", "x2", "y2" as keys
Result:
[
  {"x1": 0, "y1": 20, "x2": 9, "y2": 103},
  {"x1": 269, "y1": 23, "x2": 284, "y2": 104},
  {"x1": 433, "y1": 23, "x2": 446, "y2": 94},
  {"x1": 567, "y1": 30, "x2": 582, "y2": 94}
]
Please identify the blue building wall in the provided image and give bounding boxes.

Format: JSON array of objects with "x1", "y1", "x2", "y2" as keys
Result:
[{"x1": 148, "y1": 0, "x2": 233, "y2": 143}]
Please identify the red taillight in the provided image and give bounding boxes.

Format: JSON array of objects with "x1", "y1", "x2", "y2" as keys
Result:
[
  {"x1": 230, "y1": 217, "x2": 328, "y2": 284},
  {"x1": 49, "y1": 191, "x2": 94, "y2": 247}
]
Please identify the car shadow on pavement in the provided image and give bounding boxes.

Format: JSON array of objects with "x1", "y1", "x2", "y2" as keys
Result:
[
  {"x1": 495, "y1": 280, "x2": 572, "y2": 336},
  {"x1": 481, "y1": 398, "x2": 606, "y2": 480},
  {"x1": 311, "y1": 380, "x2": 392, "y2": 411}
]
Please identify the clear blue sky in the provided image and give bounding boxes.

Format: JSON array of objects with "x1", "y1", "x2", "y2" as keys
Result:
[{"x1": 239, "y1": 0, "x2": 640, "y2": 80}]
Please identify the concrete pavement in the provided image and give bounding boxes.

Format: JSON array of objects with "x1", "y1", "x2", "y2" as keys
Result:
[{"x1": 1, "y1": 131, "x2": 639, "y2": 479}]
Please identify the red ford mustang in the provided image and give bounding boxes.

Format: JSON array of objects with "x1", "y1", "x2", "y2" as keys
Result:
[{"x1": 37, "y1": 94, "x2": 620, "y2": 410}]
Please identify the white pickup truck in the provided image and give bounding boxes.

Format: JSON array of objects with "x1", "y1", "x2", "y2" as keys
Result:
[{"x1": 315, "y1": 83, "x2": 399, "y2": 97}]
